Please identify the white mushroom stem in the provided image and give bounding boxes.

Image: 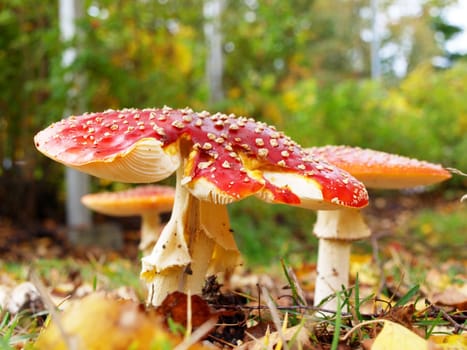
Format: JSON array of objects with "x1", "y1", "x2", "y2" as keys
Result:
[
  {"x1": 187, "y1": 200, "x2": 241, "y2": 290},
  {"x1": 139, "y1": 213, "x2": 163, "y2": 256},
  {"x1": 180, "y1": 198, "x2": 241, "y2": 297},
  {"x1": 141, "y1": 167, "x2": 241, "y2": 306},
  {"x1": 313, "y1": 208, "x2": 371, "y2": 311},
  {"x1": 141, "y1": 166, "x2": 192, "y2": 306},
  {"x1": 314, "y1": 239, "x2": 351, "y2": 310},
  {"x1": 203, "y1": 201, "x2": 242, "y2": 282},
  {"x1": 180, "y1": 195, "x2": 215, "y2": 296}
]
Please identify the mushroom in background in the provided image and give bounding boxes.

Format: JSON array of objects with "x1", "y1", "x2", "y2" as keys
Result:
[
  {"x1": 81, "y1": 185, "x2": 175, "y2": 255},
  {"x1": 306, "y1": 145, "x2": 452, "y2": 310},
  {"x1": 34, "y1": 107, "x2": 369, "y2": 306}
]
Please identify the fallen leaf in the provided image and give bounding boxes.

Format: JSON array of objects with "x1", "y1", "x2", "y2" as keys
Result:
[
  {"x1": 432, "y1": 287, "x2": 467, "y2": 310},
  {"x1": 370, "y1": 320, "x2": 428, "y2": 350},
  {"x1": 429, "y1": 334, "x2": 467, "y2": 349},
  {"x1": 35, "y1": 293, "x2": 211, "y2": 350},
  {"x1": 350, "y1": 254, "x2": 378, "y2": 286},
  {"x1": 5, "y1": 282, "x2": 44, "y2": 315},
  {"x1": 382, "y1": 304, "x2": 416, "y2": 329},
  {"x1": 156, "y1": 291, "x2": 213, "y2": 329},
  {"x1": 238, "y1": 324, "x2": 311, "y2": 350}
]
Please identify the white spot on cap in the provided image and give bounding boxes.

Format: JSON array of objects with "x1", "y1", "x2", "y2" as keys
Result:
[
  {"x1": 181, "y1": 176, "x2": 192, "y2": 185},
  {"x1": 197, "y1": 161, "x2": 212, "y2": 170},
  {"x1": 171, "y1": 120, "x2": 184, "y2": 129},
  {"x1": 258, "y1": 148, "x2": 269, "y2": 157},
  {"x1": 255, "y1": 138, "x2": 265, "y2": 147},
  {"x1": 202, "y1": 142, "x2": 213, "y2": 150}
]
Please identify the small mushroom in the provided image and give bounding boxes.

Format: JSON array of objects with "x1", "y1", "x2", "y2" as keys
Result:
[
  {"x1": 306, "y1": 145, "x2": 452, "y2": 310},
  {"x1": 81, "y1": 185, "x2": 175, "y2": 255},
  {"x1": 34, "y1": 108, "x2": 369, "y2": 306}
]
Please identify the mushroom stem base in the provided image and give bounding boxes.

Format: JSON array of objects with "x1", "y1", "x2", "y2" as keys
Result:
[
  {"x1": 141, "y1": 167, "x2": 241, "y2": 307},
  {"x1": 184, "y1": 230, "x2": 215, "y2": 295},
  {"x1": 314, "y1": 239, "x2": 350, "y2": 310},
  {"x1": 145, "y1": 266, "x2": 185, "y2": 306}
]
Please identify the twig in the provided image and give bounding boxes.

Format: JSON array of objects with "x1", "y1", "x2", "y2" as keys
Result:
[
  {"x1": 185, "y1": 290, "x2": 192, "y2": 339},
  {"x1": 174, "y1": 317, "x2": 218, "y2": 350},
  {"x1": 446, "y1": 167, "x2": 467, "y2": 177},
  {"x1": 207, "y1": 333, "x2": 237, "y2": 348},
  {"x1": 340, "y1": 319, "x2": 383, "y2": 341},
  {"x1": 425, "y1": 301, "x2": 467, "y2": 334},
  {"x1": 257, "y1": 283, "x2": 262, "y2": 321}
]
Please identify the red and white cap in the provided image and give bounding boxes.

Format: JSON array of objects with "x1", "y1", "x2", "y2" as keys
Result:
[{"x1": 35, "y1": 108, "x2": 369, "y2": 210}]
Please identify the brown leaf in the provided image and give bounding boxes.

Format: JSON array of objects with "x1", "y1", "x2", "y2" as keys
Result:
[
  {"x1": 382, "y1": 304, "x2": 416, "y2": 330},
  {"x1": 432, "y1": 288, "x2": 467, "y2": 310},
  {"x1": 156, "y1": 291, "x2": 213, "y2": 329}
]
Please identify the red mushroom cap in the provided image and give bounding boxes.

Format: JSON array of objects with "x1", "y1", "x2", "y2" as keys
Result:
[
  {"x1": 35, "y1": 108, "x2": 369, "y2": 209},
  {"x1": 306, "y1": 145, "x2": 452, "y2": 189},
  {"x1": 81, "y1": 185, "x2": 175, "y2": 216}
]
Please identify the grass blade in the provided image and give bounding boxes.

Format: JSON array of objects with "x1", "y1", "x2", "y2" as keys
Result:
[
  {"x1": 353, "y1": 274, "x2": 363, "y2": 322},
  {"x1": 394, "y1": 284, "x2": 420, "y2": 307},
  {"x1": 280, "y1": 258, "x2": 306, "y2": 307},
  {"x1": 330, "y1": 292, "x2": 342, "y2": 350}
]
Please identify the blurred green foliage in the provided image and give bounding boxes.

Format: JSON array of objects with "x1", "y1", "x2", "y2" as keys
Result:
[
  {"x1": 230, "y1": 199, "x2": 317, "y2": 266},
  {"x1": 388, "y1": 202, "x2": 467, "y2": 261},
  {"x1": 284, "y1": 63, "x2": 467, "y2": 173},
  {"x1": 0, "y1": 0, "x2": 465, "y2": 264}
]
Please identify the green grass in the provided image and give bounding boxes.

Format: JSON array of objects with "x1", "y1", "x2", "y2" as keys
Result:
[
  {"x1": 1, "y1": 257, "x2": 143, "y2": 298},
  {"x1": 0, "y1": 310, "x2": 41, "y2": 349},
  {"x1": 401, "y1": 206, "x2": 467, "y2": 260}
]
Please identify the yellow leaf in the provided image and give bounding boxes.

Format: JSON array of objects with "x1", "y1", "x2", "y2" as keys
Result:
[
  {"x1": 371, "y1": 320, "x2": 428, "y2": 350},
  {"x1": 35, "y1": 293, "x2": 210, "y2": 350},
  {"x1": 350, "y1": 254, "x2": 378, "y2": 285},
  {"x1": 429, "y1": 334, "x2": 467, "y2": 349}
]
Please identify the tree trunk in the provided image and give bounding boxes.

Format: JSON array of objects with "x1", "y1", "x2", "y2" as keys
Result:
[
  {"x1": 204, "y1": 0, "x2": 225, "y2": 104},
  {"x1": 59, "y1": 0, "x2": 92, "y2": 242}
]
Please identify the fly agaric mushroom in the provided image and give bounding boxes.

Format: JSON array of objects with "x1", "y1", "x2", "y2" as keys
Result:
[
  {"x1": 34, "y1": 107, "x2": 368, "y2": 306},
  {"x1": 81, "y1": 185, "x2": 175, "y2": 255},
  {"x1": 306, "y1": 145, "x2": 452, "y2": 310}
]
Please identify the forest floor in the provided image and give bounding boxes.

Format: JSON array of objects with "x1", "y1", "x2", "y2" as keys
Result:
[{"x1": 0, "y1": 190, "x2": 465, "y2": 349}]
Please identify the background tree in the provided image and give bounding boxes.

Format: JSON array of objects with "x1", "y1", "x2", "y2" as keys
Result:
[{"x1": 0, "y1": 0, "x2": 64, "y2": 223}]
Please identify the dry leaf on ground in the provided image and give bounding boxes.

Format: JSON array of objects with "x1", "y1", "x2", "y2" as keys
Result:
[
  {"x1": 238, "y1": 324, "x2": 311, "y2": 350},
  {"x1": 429, "y1": 334, "x2": 467, "y2": 350},
  {"x1": 35, "y1": 293, "x2": 211, "y2": 350},
  {"x1": 432, "y1": 287, "x2": 467, "y2": 310},
  {"x1": 362, "y1": 320, "x2": 428, "y2": 350}
]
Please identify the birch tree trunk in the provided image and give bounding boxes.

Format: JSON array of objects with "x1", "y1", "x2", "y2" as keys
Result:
[
  {"x1": 59, "y1": 0, "x2": 92, "y2": 243},
  {"x1": 204, "y1": 0, "x2": 225, "y2": 104}
]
